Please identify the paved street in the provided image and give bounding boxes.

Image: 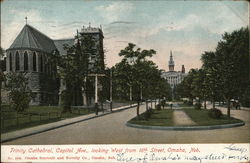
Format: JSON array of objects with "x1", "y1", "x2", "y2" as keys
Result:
[{"x1": 3, "y1": 104, "x2": 249, "y2": 145}]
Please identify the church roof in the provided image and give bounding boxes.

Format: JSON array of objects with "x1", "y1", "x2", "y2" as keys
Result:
[
  {"x1": 8, "y1": 24, "x2": 56, "y2": 53},
  {"x1": 53, "y1": 39, "x2": 75, "y2": 55}
]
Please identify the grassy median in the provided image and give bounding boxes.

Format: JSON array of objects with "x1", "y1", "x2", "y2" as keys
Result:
[
  {"x1": 128, "y1": 109, "x2": 174, "y2": 126},
  {"x1": 128, "y1": 106, "x2": 243, "y2": 127},
  {"x1": 183, "y1": 108, "x2": 242, "y2": 126}
]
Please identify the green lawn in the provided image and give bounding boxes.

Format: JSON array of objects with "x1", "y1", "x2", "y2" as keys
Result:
[
  {"x1": 128, "y1": 109, "x2": 174, "y2": 126},
  {"x1": 1, "y1": 105, "x2": 94, "y2": 133},
  {"x1": 183, "y1": 108, "x2": 243, "y2": 126},
  {"x1": 128, "y1": 106, "x2": 243, "y2": 127}
]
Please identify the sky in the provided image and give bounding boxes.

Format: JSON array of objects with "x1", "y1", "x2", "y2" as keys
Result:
[{"x1": 1, "y1": 0, "x2": 248, "y2": 72}]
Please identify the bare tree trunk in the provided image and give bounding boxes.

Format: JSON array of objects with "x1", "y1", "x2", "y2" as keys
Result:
[
  {"x1": 101, "y1": 102, "x2": 104, "y2": 113},
  {"x1": 227, "y1": 99, "x2": 231, "y2": 117},
  {"x1": 146, "y1": 100, "x2": 148, "y2": 111},
  {"x1": 0, "y1": 80, "x2": 2, "y2": 108},
  {"x1": 204, "y1": 100, "x2": 206, "y2": 109},
  {"x1": 212, "y1": 98, "x2": 215, "y2": 109},
  {"x1": 136, "y1": 100, "x2": 140, "y2": 119}
]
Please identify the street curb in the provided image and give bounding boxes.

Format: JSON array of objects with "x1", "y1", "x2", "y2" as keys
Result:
[
  {"x1": 126, "y1": 121, "x2": 245, "y2": 131},
  {"x1": 1, "y1": 104, "x2": 137, "y2": 143}
]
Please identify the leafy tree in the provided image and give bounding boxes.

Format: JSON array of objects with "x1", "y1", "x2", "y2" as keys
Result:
[
  {"x1": 0, "y1": 70, "x2": 4, "y2": 107},
  {"x1": 215, "y1": 27, "x2": 249, "y2": 117},
  {"x1": 180, "y1": 69, "x2": 197, "y2": 105},
  {"x1": 114, "y1": 43, "x2": 156, "y2": 119},
  {"x1": 201, "y1": 52, "x2": 221, "y2": 109},
  {"x1": 190, "y1": 69, "x2": 204, "y2": 108},
  {"x1": 5, "y1": 72, "x2": 32, "y2": 112},
  {"x1": 57, "y1": 31, "x2": 100, "y2": 112},
  {"x1": 0, "y1": 47, "x2": 5, "y2": 107}
]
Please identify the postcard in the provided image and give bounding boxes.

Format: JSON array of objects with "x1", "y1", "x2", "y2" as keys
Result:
[{"x1": 0, "y1": 0, "x2": 249, "y2": 162}]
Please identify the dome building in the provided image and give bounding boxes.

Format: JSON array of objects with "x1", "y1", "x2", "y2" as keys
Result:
[{"x1": 161, "y1": 51, "x2": 187, "y2": 98}]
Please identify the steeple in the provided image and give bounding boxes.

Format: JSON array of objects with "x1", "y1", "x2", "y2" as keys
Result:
[{"x1": 168, "y1": 50, "x2": 175, "y2": 71}]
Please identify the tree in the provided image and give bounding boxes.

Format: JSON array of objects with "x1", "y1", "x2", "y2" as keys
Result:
[
  {"x1": 0, "y1": 70, "x2": 4, "y2": 107},
  {"x1": 215, "y1": 27, "x2": 249, "y2": 117},
  {"x1": 5, "y1": 72, "x2": 32, "y2": 112},
  {"x1": 114, "y1": 43, "x2": 156, "y2": 119},
  {"x1": 0, "y1": 47, "x2": 5, "y2": 107},
  {"x1": 201, "y1": 52, "x2": 222, "y2": 109},
  {"x1": 57, "y1": 31, "x2": 99, "y2": 112},
  {"x1": 180, "y1": 69, "x2": 197, "y2": 105}
]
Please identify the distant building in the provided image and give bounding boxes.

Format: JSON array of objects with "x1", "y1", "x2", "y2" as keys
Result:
[
  {"x1": 5, "y1": 23, "x2": 105, "y2": 106},
  {"x1": 161, "y1": 51, "x2": 187, "y2": 98}
]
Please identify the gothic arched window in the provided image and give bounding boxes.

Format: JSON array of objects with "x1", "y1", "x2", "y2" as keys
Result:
[
  {"x1": 9, "y1": 53, "x2": 12, "y2": 71},
  {"x1": 24, "y1": 51, "x2": 29, "y2": 71},
  {"x1": 40, "y1": 55, "x2": 43, "y2": 72},
  {"x1": 33, "y1": 52, "x2": 37, "y2": 71},
  {"x1": 15, "y1": 51, "x2": 20, "y2": 71}
]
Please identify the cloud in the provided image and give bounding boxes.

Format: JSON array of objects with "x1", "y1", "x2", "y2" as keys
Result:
[
  {"x1": 95, "y1": 2, "x2": 134, "y2": 22},
  {"x1": 109, "y1": 21, "x2": 135, "y2": 25},
  {"x1": 1, "y1": 0, "x2": 247, "y2": 73}
]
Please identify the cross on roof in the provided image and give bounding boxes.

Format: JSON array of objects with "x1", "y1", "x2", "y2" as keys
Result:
[{"x1": 25, "y1": 16, "x2": 27, "y2": 24}]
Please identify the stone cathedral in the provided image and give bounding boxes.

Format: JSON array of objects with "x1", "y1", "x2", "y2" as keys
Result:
[{"x1": 5, "y1": 24, "x2": 104, "y2": 106}]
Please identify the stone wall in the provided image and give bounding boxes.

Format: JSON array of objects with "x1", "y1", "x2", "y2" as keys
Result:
[{"x1": 5, "y1": 49, "x2": 59, "y2": 106}]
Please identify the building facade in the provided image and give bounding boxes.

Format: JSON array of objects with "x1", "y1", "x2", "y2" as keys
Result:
[
  {"x1": 161, "y1": 51, "x2": 187, "y2": 98},
  {"x1": 5, "y1": 24, "x2": 105, "y2": 106},
  {"x1": 6, "y1": 24, "x2": 59, "y2": 105},
  {"x1": 54, "y1": 25, "x2": 105, "y2": 106}
]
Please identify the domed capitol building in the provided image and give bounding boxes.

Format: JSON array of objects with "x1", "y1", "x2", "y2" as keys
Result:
[{"x1": 161, "y1": 51, "x2": 187, "y2": 97}]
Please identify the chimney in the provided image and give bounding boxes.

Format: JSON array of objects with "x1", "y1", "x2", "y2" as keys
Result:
[{"x1": 181, "y1": 65, "x2": 185, "y2": 73}]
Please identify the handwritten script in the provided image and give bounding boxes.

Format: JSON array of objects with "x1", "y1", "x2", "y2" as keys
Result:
[{"x1": 1, "y1": 144, "x2": 249, "y2": 162}]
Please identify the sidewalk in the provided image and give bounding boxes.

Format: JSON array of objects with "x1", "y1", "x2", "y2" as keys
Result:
[
  {"x1": 1, "y1": 104, "x2": 137, "y2": 143},
  {"x1": 173, "y1": 110, "x2": 196, "y2": 126},
  {"x1": 207, "y1": 103, "x2": 250, "y2": 111}
]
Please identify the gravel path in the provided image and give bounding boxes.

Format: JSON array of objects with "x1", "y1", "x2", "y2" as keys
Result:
[{"x1": 173, "y1": 110, "x2": 196, "y2": 126}]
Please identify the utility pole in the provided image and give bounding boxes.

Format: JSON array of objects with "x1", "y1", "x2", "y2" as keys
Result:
[
  {"x1": 110, "y1": 69, "x2": 113, "y2": 112},
  {"x1": 88, "y1": 73, "x2": 105, "y2": 115}
]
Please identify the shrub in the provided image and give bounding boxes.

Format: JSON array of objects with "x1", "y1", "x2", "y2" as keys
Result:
[
  {"x1": 208, "y1": 108, "x2": 222, "y2": 119},
  {"x1": 144, "y1": 109, "x2": 153, "y2": 120},
  {"x1": 156, "y1": 104, "x2": 161, "y2": 110},
  {"x1": 194, "y1": 103, "x2": 202, "y2": 110},
  {"x1": 160, "y1": 100, "x2": 166, "y2": 109},
  {"x1": 184, "y1": 100, "x2": 193, "y2": 106},
  {"x1": 5, "y1": 72, "x2": 32, "y2": 112},
  {"x1": 60, "y1": 90, "x2": 72, "y2": 113},
  {"x1": 9, "y1": 90, "x2": 32, "y2": 112}
]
